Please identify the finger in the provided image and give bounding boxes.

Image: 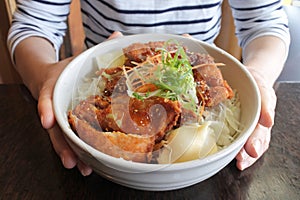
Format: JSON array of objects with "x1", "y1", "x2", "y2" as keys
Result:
[
  {"x1": 107, "y1": 31, "x2": 124, "y2": 40},
  {"x1": 48, "y1": 124, "x2": 77, "y2": 169},
  {"x1": 38, "y1": 86, "x2": 56, "y2": 129},
  {"x1": 258, "y1": 84, "x2": 276, "y2": 128},
  {"x1": 235, "y1": 124, "x2": 271, "y2": 170},
  {"x1": 244, "y1": 124, "x2": 271, "y2": 158},
  {"x1": 247, "y1": 68, "x2": 276, "y2": 128},
  {"x1": 182, "y1": 33, "x2": 192, "y2": 38},
  {"x1": 236, "y1": 147, "x2": 249, "y2": 161},
  {"x1": 236, "y1": 148, "x2": 259, "y2": 171},
  {"x1": 77, "y1": 160, "x2": 93, "y2": 176},
  {"x1": 37, "y1": 58, "x2": 74, "y2": 129}
]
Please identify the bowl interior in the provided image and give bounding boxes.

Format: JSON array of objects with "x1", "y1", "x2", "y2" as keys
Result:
[{"x1": 53, "y1": 33, "x2": 261, "y2": 173}]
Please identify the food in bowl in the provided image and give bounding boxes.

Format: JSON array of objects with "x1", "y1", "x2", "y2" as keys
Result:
[
  {"x1": 53, "y1": 34, "x2": 261, "y2": 191},
  {"x1": 67, "y1": 40, "x2": 242, "y2": 164}
]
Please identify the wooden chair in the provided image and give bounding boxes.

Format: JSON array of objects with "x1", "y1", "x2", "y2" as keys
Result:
[
  {"x1": 215, "y1": 0, "x2": 242, "y2": 60},
  {"x1": 0, "y1": 0, "x2": 21, "y2": 83},
  {"x1": 60, "y1": 0, "x2": 85, "y2": 59}
]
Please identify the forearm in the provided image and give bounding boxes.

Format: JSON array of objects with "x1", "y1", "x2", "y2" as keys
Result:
[
  {"x1": 14, "y1": 37, "x2": 57, "y2": 99},
  {"x1": 242, "y1": 36, "x2": 288, "y2": 86}
]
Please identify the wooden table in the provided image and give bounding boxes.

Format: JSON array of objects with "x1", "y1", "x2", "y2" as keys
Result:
[{"x1": 0, "y1": 82, "x2": 299, "y2": 199}]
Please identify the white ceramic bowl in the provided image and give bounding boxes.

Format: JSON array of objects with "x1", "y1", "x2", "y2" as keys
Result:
[{"x1": 53, "y1": 34, "x2": 261, "y2": 191}]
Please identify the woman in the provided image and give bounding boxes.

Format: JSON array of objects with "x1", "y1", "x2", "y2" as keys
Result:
[{"x1": 8, "y1": 0, "x2": 290, "y2": 176}]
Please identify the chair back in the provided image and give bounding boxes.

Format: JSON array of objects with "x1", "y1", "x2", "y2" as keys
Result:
[{"x1": 0, "y1": 0, "x2": 21, "y2": 83}]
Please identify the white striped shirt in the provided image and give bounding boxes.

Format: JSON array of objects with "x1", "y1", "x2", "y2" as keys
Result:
[{"x1": 7, "y1": 0, "x2": 290, "y2": 60}]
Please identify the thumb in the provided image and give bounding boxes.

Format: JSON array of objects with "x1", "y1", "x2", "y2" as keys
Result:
[
  {"x1": 38, "y1": 86, "x2": 56, "y2": 129},
  {"x1": 247, "y1": 68, "x2": 276, "y2": 128},
  {"x1": 257, "y1": 83, "x2": 276, "y2": 128},
  {"x1": 107, "y1": 31, "x2": 124, "y2": 40},
  {"x1": 37, "y1": 57, "x2": 74, "y2": 129}
]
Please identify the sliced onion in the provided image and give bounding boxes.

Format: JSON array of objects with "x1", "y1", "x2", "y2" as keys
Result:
[{"x1": 157, "y1": 122, "x2": 218, "y2": 164}]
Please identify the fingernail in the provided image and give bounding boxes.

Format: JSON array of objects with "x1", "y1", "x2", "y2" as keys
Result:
[
  {"x1": 80, "y1": 169, "x2": 87, "y2": 176},
  {"x1": 239, "y1": 148, "x2": 249, "y2": 160},
  {"x1": 239, "y1": 162, "x2": 246, "y2": 171},
  {"x1": 40, "y1": 115, "x2": 45, "y2": 128},
  {"x1": 239, "y1": 161, "x2": 249, "y2": 171},
  {"x1": 81, "y1": 168, "x2": 92, "y2": 176},
  {"x1": 61, "y1": 155, "x2": 66, "y2": 167},
  {"x1": 253, "y1": 139, "x2": 262, "y2": 157}
]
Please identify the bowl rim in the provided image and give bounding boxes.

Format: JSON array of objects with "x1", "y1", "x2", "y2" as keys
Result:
[{"x1": 53, "y1": 33, "x2": 261, "y2": 172}]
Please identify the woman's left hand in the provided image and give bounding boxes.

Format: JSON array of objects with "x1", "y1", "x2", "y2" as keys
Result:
[{"x1": 235, "y1": 68, "x2": 277, "y2": 170}]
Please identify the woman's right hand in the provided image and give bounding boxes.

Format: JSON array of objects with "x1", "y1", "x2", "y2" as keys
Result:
[
  {"x1": 36, "y1": 57, "x2": 93, "y2": 176},
  {"x1": 39, "y1": 32, "x2": 125, "y2": 175},
  {"x1": 15, "y1": 32, "x2": 123, "y2": 176},
  {"x1": 42, "y1": 31, "x2": 124, "y2": 174},
  {"x1": 14, "y1": 36, "x2": 92, "y2": 175}
]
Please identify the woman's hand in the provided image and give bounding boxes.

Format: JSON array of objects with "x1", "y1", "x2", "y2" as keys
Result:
[
  {"x1": 236, "y1": 35, "x2": 287, "y2": 170},
  {"x1": 37, "y1": 31, "x2": 124, "y2": 175},
  {"x1": 235, "y1": 68, "x2": 277, "y2": 170},
  {"x1": 36, "y1": 57, "x2": 93, "y2": 175},
  {"x1": 13, "y1": 36, "x2": 92, "y2": 174}
]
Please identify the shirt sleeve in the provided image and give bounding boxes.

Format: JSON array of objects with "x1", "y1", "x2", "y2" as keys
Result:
[
  {"x1": 7, "y1": 0, "x2": 71, "y2": 62},
  {"x1": 228, "y1": 0, "x2": 290, "y2": 53}
]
